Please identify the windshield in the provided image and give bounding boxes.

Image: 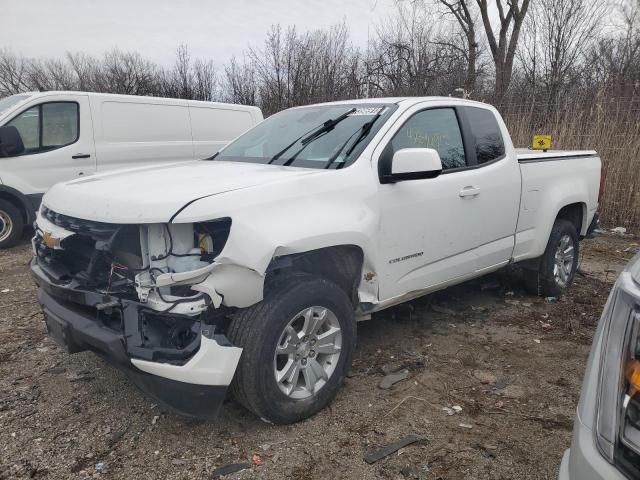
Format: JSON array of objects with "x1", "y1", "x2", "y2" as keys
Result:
[
  {"x1": 0, "y1": 94, "x2": 31, "y2": 116},
  {"x1": 214, "y1": 103, "x2": 397, "y2": 169}
]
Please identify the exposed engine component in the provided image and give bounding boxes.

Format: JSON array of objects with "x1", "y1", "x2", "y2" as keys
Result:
[{"x1": 34, "y1": 206, "x2": 232, "y2": 314}]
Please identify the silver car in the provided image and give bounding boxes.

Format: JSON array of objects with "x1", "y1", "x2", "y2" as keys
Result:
[{"x1": 560, "y1": 252, "x2": 640, "y2": 479}]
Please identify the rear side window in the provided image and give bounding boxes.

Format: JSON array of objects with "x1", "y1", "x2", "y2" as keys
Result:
[
  {"x1": 389, "y1": 108, "x2": 466, "y2": 170},
  {"x1": 464, "y1": 107, "x2": 505, "y2": 164},
  {"x1": 7, "y1": 102, "x2": 79, "y2": 154}
]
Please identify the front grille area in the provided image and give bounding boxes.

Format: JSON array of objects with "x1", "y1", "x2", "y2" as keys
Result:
[
  {"x1": 41, "y1": 206, "x2": 120, "y2": 239},
  {"x1": 36, "y1": 208, "x2": 130, "y2": 289}
]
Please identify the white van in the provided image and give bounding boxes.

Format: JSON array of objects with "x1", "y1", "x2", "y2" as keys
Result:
[{"x1": 0, "y1": 91, "x2": 263, "y2": 248}]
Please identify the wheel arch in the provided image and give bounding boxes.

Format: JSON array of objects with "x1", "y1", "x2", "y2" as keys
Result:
[
  {"x1": 556, "y1": 202, "x2": 587, "y2": 236},
  {"x1": 266, "y1": 244, "x2": 367, "y2": 307},
  {"x1": 0, "y1": 185, "x2": 37, "y2": 225}
]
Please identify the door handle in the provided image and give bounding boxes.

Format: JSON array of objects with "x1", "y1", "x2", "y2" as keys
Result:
[
  {"x1": 72, "y1": 153, "x2": 91, "y2": 159},
  {"x1": 459, "y1": 186, "x2": 481, "y2": 197}
]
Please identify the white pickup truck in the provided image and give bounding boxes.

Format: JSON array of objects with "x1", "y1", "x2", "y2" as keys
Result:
[{"x1": 30, "y1": 97, "x2": 602, "y2": 423}]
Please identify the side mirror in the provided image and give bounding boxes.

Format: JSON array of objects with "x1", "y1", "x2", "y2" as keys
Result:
[
  {"x1": 385, "y1": 148, "x2": 443, "y2": 182},
  {"x1": 0, "y1": 126, "x2": 25, "y2": 157}
]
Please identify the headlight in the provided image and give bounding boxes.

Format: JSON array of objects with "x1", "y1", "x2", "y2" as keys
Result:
[{"x1": 595, "y1": 253, "x2": 640, "y2": 478}]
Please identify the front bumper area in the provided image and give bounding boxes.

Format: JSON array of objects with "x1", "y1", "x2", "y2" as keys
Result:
[
  {"x1": 558, "y1": 413, "x2": 627, "y2": 480},
  {"x1": 31, "y1": 259, "x2": 242, "y2": 418}
]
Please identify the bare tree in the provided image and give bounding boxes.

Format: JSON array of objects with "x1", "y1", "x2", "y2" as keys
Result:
[
  {"x1": 476, "y1": 0, "x2": 531, "y2": 100},
  {"x1": 0, "y1": 49, "x2": 28, "y2": 96},
  {"x1": 435, "y1": 0, "x2": 479, "y2": 92},
  {"x1": 520, "y1": 0, "x2": 607, "y2": 102},
  {"x1": 224, "y1": 56, "x2": 258, "y2": 105}
]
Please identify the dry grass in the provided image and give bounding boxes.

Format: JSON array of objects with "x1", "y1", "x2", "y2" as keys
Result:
[{"x1": 497, "y1": 92, "x2": 640, "y2": 231}]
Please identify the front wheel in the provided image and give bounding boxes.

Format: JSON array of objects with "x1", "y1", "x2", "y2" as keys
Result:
[
  {"x1": 523, "y1": 219, "x2": 579, "y2": 297},
  {"x1": 0, "y1": 199, "x2": 24, "y2": 249},
  {"x1": 227, "y1": 273, "x2": 356, "y2": 424}
]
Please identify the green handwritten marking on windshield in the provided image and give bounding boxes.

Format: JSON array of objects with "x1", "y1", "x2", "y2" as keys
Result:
[{"x1": 406, "y1": 128, "x2": 445, "y2": 149}]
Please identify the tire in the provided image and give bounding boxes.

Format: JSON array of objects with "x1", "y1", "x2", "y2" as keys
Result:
[
  {"x1": 523, "y1": 219, "x2": 579, "y2": 297},
  {"x1": 227, "y1": 273, "x2": 356, "y2": 424},
  {"x1": 0, "y1": 199, "x2": 23, "y2": 249}
]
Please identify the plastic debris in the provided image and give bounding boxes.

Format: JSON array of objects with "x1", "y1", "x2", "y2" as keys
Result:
[
  {"x1": 1, "y1": 289, "x2": 11, "y2": 293},
  {"x1": 212, "y1": 462, "x2": 251, "y2": 478},
  {"x1": 545, "y1": 296, "x2": 558, "y2": 303},
  {"x1": 533, "y1": 339, "x2": 541, "y2": 344},
  {"x1": 379, "y1": 370, "x2": 409, "y2": 389},
  {"x1": 495, "y1": 400, "x2": 505, "y2": 409},
  {"x1": 459, "y1": 423, "x2": 473, "y2": 429},
  {"x1": 251, "y1": 454, "x2": 263, "y2": 466},
  {"x1": 151, "y1": 415, "x2": 159, "y2": 425},
  {"x1": 541, "y1": 323, "x2": 552, "y2": 331},
  {"x1": 364, "y1": 434, "x2": 425, "y2": 464},
  {"x1": 442, "y1": 405, "x2": 462, "y2": 416},
  {"x1": 95, "y1": 463, "x2": 104, "y2": 471},
  {"x1": 611, "y1": 226, "x2": 627, "y2": 234}
]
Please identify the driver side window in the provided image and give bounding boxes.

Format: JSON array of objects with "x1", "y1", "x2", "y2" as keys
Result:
[
  {"x1": 7, "y1": 102, "x2": 79, "y2": 155},
  {"x1": 389, "y1": 108, "x2": 467, "y2": 170}
]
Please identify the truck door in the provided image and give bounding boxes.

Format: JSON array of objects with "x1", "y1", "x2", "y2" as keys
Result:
[
  {"x1": 2, "y1": 94, "x2": 96, "y2": 197},
  {"x1": 375, "y1": 102, "x2": 520, "y2": 300}
]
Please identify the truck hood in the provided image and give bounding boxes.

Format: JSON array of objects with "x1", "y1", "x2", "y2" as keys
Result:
[{"x1": 43, "y1": 160, "x2": 321, "y2": 223}]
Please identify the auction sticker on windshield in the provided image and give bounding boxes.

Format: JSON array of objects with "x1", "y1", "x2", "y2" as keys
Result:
[{"x1": 349, "y1": 107, "x2": 386, "y2": 116}]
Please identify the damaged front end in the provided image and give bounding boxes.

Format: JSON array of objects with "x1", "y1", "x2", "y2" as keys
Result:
[{"x1": 30, "y1": 206, "x2": 245, "y2": 418}]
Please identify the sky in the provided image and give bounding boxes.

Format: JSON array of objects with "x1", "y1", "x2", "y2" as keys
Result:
[{"x1": 1, "y1": 0, "x2": 398, "y2": 67}]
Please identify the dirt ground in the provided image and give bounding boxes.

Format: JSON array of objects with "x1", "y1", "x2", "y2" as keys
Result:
[{"x1": 1, "y1": 232, "x2": 638, "y2": 480}]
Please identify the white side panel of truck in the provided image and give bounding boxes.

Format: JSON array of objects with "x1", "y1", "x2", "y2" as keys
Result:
[{"x1": 512, "y1": 150, "x2": 601, "y2": 262}]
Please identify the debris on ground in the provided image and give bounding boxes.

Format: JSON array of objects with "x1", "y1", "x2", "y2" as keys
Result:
[
  {"x1": 431, "y1": 304, "x2": 457, "y2": 316},
  {"x1": 251, "y1": 453, "x2": 263, "y2": 466},
  {"x1": 473, "y1": 370, "x2": 497, "y2": 384},
  {"x1": 379, "y1": 370, "x2": 409, "y2": 389},
  {"x1": 364, "y1": 434, "x2": 425, "y2": 464},
  {"x1": 480, "y1": 280, "x2": 501, "y2": 291},
  {"x1": 545, "y1": 296, "x2": 559, "y2": 303},
  {"x1": 611, "y1": 226, "x2": 627, "y2": 234},
  {"x1": 458, "y1": 423, "x2": 473, "y2": 429},
  {"x1": 211, "y1": 462, "x2": 252, "y2": 478},
  {"x1": 442, "y1": 405, "x2": 462, "y2": 416}
]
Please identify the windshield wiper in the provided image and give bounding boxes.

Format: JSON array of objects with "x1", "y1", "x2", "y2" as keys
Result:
[
  {"x1": 268, "y1": 107, "x2": 356, "y2": 165},
  {"x1": 323, "y1": 110, "x2": 384, "y2": 170}
]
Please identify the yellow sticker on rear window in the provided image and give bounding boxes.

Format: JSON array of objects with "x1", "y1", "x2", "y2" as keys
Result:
[{"x1": 532, "y1": 135, "x2": 552, "y2": 150}]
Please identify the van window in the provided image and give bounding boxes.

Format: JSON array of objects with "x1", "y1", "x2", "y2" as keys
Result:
[
  {"x1": 7, "y1": 102, "x2": 79, "y2": 154},
  {"x1": 464, "y1": 107, "x2": 505, "y2": 164},
  {"x1": 190, "y1": 107, "x2": 253, "y2": 142},
  {"x1": 389, "y1": 108, "x2": 466, "y2": 170},
  {"x1": 101, "y1": 101, "x2": 191, "y2": 142}
]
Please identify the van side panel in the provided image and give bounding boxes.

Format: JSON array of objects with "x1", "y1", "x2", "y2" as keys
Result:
[
  {"x1": 189, "y1": 105, "x2": 257, "y2": 158},
  {"x1": 92, "y1": 98, "x2": 194, "y2": 171}
]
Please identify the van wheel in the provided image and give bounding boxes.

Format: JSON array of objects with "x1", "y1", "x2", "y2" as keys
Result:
[
  {"x1": 227, "y1": 273, "x2": 356, "y2": 424},
  {"x1": 0, "y1": 199, "x2": 23, "y2": 249},
  {"x1": 523, "y1": 219, "x2": 579, "y2": 297}
]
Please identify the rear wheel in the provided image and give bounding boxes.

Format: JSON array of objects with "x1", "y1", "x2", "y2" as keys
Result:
[
  {"x1": 523, "y1": 219, "x2": 579, "y2": 297},
  {"x1": 227, "y1": 273, "x2": 356, "y2": 424},
  {"x1": 0, "y1": 199, "x2": 23, "y2": 249}
]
